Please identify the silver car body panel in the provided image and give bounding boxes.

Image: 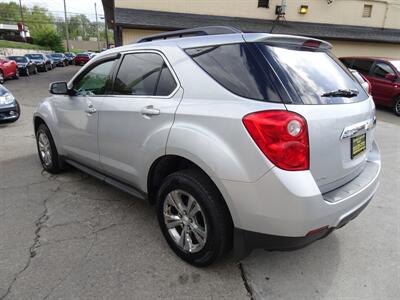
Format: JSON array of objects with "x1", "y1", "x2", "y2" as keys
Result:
[{"x1": 34, "y1": 32, "x2": 381, "y2": 238}]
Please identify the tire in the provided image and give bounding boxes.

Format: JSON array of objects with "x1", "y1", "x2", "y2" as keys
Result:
[
  {"x1": 393, "y1": 97, "x2": 400, "y2": 116},
  {"x1": 13, "y1": 69, "x2": 19, "y2": 79},
  {"x1": 34, "y1": 66, "x2": 38, "y2": 74},
  {"x1": 156, "y1": 169, "x2": 232, "y2": 267},
  {"x1": 35, "y1": 123, "x2": 64, "y2": 174},
  {"x1": 0, "y1": 71, "x2": 4, "y2": 84},
  {"x1": 43, "y1": 65, "x2": 48, "y2": 72},
  {"x1": 25, "y1": 68, "x2": 30, "y2": 76}
]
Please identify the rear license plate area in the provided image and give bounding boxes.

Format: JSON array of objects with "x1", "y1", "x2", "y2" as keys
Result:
[{"x1": 351, "y1": 134, "x2": 366, "y2": 159}]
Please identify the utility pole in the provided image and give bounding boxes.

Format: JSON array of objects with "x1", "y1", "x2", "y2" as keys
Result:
[
  {"x1": 18, "y1": 0, "x2": 26, "y2": 42},
  {"x1": 63, "y1": 0, "x2": 70, "y2": 52},
  {"x1": 95, "y1": 2, "x2": 100, "y2": 51},
  {"x1": 100, "y1": 17, "x2": 109, "y2": 49}
]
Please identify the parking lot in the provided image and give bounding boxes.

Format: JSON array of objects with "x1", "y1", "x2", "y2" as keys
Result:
[{"x1": 0, "y1": 66, "x2": 399, "y2": 299}]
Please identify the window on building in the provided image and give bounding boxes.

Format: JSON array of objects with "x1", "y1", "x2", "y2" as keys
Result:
[
  {"x1": 258, "y1": 0, "x2": 269, "y2": 8},
  {"x1": 352, "y1": 59, "x2": 373, "y2": 74},
  {"x1": 113, "y1": 53, "x2": 177, "y2": 96},
  {"x1": 363, "y1": 4, "x2": 372, "y2": 17},
  {"x1": 371, "y1": 62, "x2": 395, "y2": 80}
]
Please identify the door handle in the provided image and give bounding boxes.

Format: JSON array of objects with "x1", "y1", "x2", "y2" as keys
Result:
[
  {"x1": 85, "y1": 104, "x2": 97, "y2": 115},
  {"x1": 141, "y1": 105, "x2": 160, "y2": 117}
]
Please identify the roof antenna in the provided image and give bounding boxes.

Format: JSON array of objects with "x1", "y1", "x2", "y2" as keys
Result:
[{"x1": 270, "y1": 0, "x2": 288, "y2": 33}]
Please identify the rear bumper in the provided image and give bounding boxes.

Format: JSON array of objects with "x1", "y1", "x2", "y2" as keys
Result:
[{"x1": 224, "y1": 141, "x2": 380, "y2": 256}]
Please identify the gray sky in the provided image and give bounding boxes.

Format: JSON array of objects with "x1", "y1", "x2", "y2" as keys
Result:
[{"x1": 0, "y1": 0, "x2": 104, "y2": 21}]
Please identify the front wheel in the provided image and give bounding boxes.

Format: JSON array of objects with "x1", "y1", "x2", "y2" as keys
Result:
[
  {"x1": 156, "y1": 169, "x2": 232, "y2": 267},
  {"x1": 13, "y1": 69, "x2": 19, "y2": 79},
  {"x1": 393, "y1": 97, "x2": 400, "y2": 116},
  {"x1": 25, "y1": 68, "x2": 30, "y2": 76},
  {"x1": 35, "y1": 124, "x2": 64, "y2": 174},
  {"x1": 0, "y1": 71, "x2": 4, "y2": 84}
]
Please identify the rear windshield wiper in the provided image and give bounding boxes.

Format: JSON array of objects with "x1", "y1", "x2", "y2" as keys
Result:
[{"x1": 321, "y1": 89, "x2": 359, "y2": 98}]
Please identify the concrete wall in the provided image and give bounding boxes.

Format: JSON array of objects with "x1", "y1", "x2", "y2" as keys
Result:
[
  {"x1": 329, "y1": 40, "x2": 400, "y2": 59},
  {"x1": 115, "y1": 0, "x2": 400, "y2": 30},
  {"x1": 0, "y1": 48, "x2": 52, "y2": 56},
  {"x1": 122, "y1": 28, "x2": 165, "y2": 44}
]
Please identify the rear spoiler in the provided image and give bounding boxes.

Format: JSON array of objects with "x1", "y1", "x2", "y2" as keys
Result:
[{"x1": 243, "y1": 33, "x2": 332, "y2": 51}]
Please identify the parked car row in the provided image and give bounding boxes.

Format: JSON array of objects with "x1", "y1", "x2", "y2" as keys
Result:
[{"x1": 340, "y1": 56, "x2": 400, "y2": 116}]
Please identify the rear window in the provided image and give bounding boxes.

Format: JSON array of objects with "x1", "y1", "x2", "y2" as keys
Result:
[
  {"x1": 26, "y1": 54, "x2": 42, "y2": 59},
  {"x1": 77, "y1": 54, "x2": 89, "y2": 58},
  {"x1": 185, "y1": 44, "x2": 281, "y2": 102},
  {"x1": 259, "y1": 45, "x2": 368, "y2": 104}
]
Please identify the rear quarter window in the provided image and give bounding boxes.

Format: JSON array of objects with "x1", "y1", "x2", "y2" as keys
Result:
[
  {"x1": 185, "y1": 44, "x2": 281, "y2": 102},
  {"x1": 352, "y1": 59, "x2": 373, "y2": 74}
]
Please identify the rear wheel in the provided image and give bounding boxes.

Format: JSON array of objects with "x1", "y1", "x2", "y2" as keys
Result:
[
  {"x1": 393, "y1": 97, "x2": 400, "y2": 116},
  {"x1": 0, "y1": 71, "x2": 3, "y2": 83},
  {"x1": 35, "y1": 124, "x2": 64, "y2": 174},
  {"x1": 156, "y1": 169, "x2": 232, "y2": 266}
]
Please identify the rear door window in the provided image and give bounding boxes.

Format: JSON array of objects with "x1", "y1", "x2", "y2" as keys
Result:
[
  {"x1": 371, "y1": 62, "x2": 395, "y2": 80},
  {"x1": 352, "y1": 59, "x2": 373, "y2": 74},
  {"x1": 185, "y1": 44, "x2": 281, "y2": 102},
  {"x1": 259, "y1": 44, "x2": 368, "y2": 104},
  {"x1": 113, "y1": 53, "x2": 177, "y2": 96}
]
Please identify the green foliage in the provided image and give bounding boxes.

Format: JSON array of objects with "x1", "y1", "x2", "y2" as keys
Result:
[{"x1": 34, "y1": 29, "x2": 64, "y2": 52}]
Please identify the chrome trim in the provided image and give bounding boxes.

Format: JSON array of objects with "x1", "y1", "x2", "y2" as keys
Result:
[{"x1": 340, "y1": 118, "x2": 376, "y2": 139}]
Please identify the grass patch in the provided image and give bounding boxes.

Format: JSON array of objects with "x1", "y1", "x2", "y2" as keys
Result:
[{"x1": 0, "y1": 40, "x2": 50, "y2": 50}]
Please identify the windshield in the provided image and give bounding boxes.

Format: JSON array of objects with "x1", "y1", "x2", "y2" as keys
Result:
[
  {"x1": 259, "y1": 44, "x2": 368, "y2": 104},
  {"x1": 77, "y1": 54, "x2": 89, "y2": 58},
  {"x1": 51, "y1": 54, "x2": 63, "y2": 58},
  {"x1": 9, "y1": 56, "x2": 27, "y2": 63},
  {"x1": 26, "y1": 54, "x2": 43, "y2": 59},
  {"x1": 390, "y1": 61, "x2": 400, "y2": 72}
]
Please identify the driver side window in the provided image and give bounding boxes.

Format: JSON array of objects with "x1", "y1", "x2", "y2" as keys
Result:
[{"x1": 73, "y1": 60, "x2": 115, "y2": 96}]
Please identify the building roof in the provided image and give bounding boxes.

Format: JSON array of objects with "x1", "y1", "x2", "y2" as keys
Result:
[{"x1": 113, "y1": 8, "x2": 400, "y2": 44}]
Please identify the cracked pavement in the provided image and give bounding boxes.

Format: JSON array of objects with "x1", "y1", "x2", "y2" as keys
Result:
[{"x1": 0, "y1": 66, "x2": 399, "y2": 300}]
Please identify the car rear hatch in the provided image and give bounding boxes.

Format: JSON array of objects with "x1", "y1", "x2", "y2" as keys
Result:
[{"x1": 247, "y1": 34, "x2": 376, "y2": 193}]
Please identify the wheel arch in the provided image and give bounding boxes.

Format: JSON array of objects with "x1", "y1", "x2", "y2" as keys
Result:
[{"x1": 147, "y1": 154, "x2": 239, "y2": 227}]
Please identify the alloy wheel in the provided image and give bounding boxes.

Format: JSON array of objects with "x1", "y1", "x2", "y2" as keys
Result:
[
  {"x1": 395, "y1": 99, "x2": 400, "y2": 115},
  {"x1": 163, "y1": 190, "x2": 207, "y2": 253},
  {"x1": 38, "y1": 132, "x2": 52, "y2": 167}
]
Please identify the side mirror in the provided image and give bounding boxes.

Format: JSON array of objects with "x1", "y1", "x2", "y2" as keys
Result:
[
  {"x1": 49, "y1": 81, "x2": 68, "y2": 95},
  {"x1": 385, "y1": 73, "x2": 396, "y2": 81}
]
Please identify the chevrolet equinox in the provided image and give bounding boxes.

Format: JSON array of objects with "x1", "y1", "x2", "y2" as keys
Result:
[{"x1": 34, "y1": 27, "x2": 381, "y2": 266}]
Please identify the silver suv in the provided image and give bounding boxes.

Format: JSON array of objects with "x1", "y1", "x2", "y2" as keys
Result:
[{"x1": 34, "y1": 27, "x2": 381, "y2": 266}]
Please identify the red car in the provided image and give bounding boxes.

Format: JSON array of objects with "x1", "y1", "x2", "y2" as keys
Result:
[
  {"x1": 74, "y1": 53, "x2": 91, "y2": 66},
  {"x1": 340, "y1": 56, "x2": 400, "y2": 116},
  {"x1": 0, "y1": 55, "x2": 19, "y2": 84}
]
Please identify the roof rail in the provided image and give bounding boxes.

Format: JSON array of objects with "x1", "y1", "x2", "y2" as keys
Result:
[{"x1": 136, "y1": 26, "x2": 242, "y2": 43}]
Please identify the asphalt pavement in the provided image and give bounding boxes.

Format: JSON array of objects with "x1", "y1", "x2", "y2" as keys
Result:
[{"x1": 0, "y1": 66, "x2": 399, "y2": 300}]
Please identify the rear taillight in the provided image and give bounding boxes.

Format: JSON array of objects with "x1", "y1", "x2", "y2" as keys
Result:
[{"x1": 243, "y1": 110, "x2": 309, "y2": 171}]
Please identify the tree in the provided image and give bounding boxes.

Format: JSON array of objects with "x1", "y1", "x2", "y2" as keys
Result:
[{"x1": 34, "y1": 29, "x2": 64, "y2": 52}]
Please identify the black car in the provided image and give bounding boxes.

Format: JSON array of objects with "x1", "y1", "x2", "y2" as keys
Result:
[
  {"x1": 7, "y1": 56, "x2": 38, "y2": 76},
  {"x1": 64, "y1": 52, "x2": 76, "y2": 65},
  {"x1": 45, "y1": 54, "x2": 56, "y2": 69},
  {"x1": 0, "y1": 84, "x2": 20, "y2": 123},
  {"x1": 25, "y1": 54, "x2": 51, "y2": 72},
  {"x1": 49, "y1": 53, "x2": 68, "y2": 67}
]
